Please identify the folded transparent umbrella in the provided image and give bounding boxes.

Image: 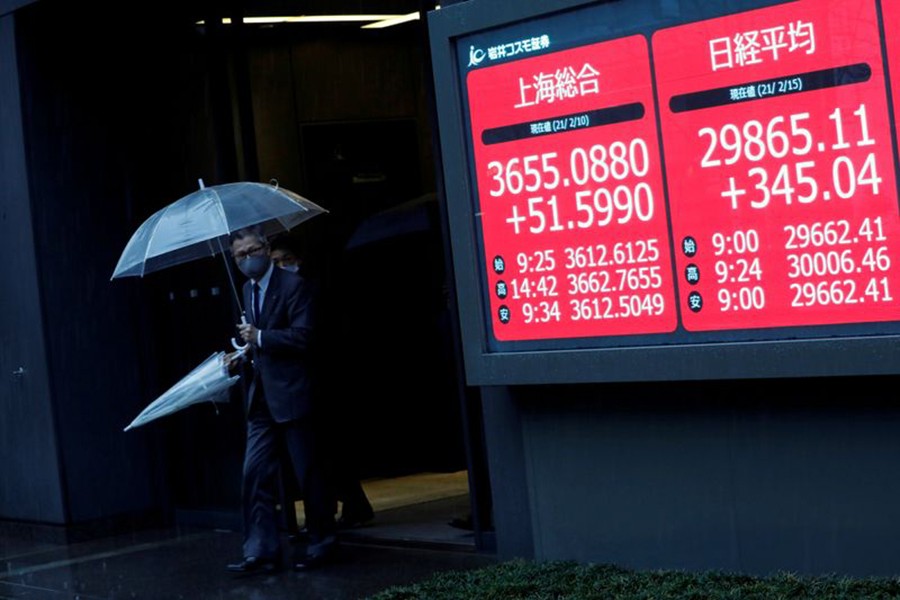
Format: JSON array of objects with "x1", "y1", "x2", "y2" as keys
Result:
[{"x1": 124, "y1": 351, "x2": 240, "y2": 431}]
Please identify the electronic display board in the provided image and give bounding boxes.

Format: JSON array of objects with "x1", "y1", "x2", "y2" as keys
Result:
[
  {"x1": 467, "y1": 35, "x2": 677, "y2": 341},
  {"x1": 655, "y1": 0, "x2": 900, "y2": 331},
  {"x1": 428, "y1": 0, "x2": 900, "y2": 384}
]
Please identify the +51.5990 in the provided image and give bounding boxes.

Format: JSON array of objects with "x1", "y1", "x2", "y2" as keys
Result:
[{"x1": 487, "y1": 141, "x2": 657, "y2": 235}]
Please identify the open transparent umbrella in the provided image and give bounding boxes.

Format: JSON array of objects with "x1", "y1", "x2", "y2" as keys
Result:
[
  {"x1": 111, "y1": 179, "x2": 326, "y2": 280},
  {"x1": 124, "y1": 351, "x2": 240, "y2": 431}
]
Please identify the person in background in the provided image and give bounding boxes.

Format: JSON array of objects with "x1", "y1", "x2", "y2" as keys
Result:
[
  {"x1": 268, "y1": 233, "x2": 376, "y2": 531},
  {"x1": 269, "y1": 236, "x2": 303, "y2": 273},
  {"x1": 224, "y1": 226, "x2": 338, "y2": 574}
]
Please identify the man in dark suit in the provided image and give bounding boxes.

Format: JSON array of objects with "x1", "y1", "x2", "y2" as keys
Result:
[{"x1": 225, "y1": 226, "x2": 337, "y2": 574}]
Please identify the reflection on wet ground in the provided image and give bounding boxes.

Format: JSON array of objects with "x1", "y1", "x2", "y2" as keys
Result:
[{"x1": 0, "y1": 491, "x2": 494, "y2": 600}]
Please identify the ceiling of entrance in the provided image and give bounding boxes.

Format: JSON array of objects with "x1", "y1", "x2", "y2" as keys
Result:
[{"x1": 179, "y1": 0, "x2": 433, "y2": 27}]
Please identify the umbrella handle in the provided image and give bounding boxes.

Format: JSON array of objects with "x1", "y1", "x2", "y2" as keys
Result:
[{"x1": 231, "y1": 313, "x2": 250, "y2": 352}]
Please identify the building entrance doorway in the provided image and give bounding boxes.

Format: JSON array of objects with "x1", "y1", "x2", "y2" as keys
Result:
[{"x1": 159, "y1": 118, "x2": 478, "y2": 549}]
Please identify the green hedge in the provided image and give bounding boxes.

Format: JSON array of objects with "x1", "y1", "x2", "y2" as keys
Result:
[{"x1": 368, "y1": 559, "x2": 900, "y2": 599}]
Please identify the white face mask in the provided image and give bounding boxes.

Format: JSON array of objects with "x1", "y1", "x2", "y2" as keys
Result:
[{"x1": 279, "y1": 264, "x2": 300, "y2": 273}]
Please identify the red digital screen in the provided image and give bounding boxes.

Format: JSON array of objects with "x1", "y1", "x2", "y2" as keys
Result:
[
  {"x1": 466, "y1": 35, "x2": 677, "y2": 342},
  {"x1": 463, "y1": 0, "x2": 900, "y2": 347},
  {"x1": 654, "y1": 0, "x2": 900, "y2": 331}
]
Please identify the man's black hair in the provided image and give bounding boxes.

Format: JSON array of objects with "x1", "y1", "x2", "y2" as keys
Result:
[{"x1": 230, "y1": 225, "x2": 267, "y2": 246}]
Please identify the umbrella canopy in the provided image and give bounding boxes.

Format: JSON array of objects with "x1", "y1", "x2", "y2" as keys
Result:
[
  {"x1": 124, "y1": 351, "x2": 240, "y2": 431},
  {"x1": 111, "y1": 180, "x2": 327, "y2": 279}
]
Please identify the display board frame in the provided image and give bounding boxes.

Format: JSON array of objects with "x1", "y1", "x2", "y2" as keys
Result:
[{"x1": 428, "y1": 0, "x2": 900, "y2": 385}]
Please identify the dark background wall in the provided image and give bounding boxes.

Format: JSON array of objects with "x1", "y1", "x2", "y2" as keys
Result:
[
  {"x1": 0, "y1": 11, "x2": 64, "y2": 524},
  {"x1": 9, "y1": 3, "x2": 221, "y2": 526}
]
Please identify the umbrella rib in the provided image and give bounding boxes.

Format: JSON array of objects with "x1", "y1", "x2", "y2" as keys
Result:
[
  {"x1": 141, "y1": 198, "x2": 182, "y2": 277},
  {"x1": 216, "y1": 236, "x2": 245, "y2": 315},
  {"x1": 207, "y1": 189, "x2": 247, "y2": 315},
  {"x1": 209, "y1": 187, "x2": 229, "y2": 231}
]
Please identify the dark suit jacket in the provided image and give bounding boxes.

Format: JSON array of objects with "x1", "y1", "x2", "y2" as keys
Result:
[{"x1": 242, "y1": 265, "x2": 317, "y2": 423}]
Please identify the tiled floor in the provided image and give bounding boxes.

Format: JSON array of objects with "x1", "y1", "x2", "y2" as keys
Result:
[
  {"x1": 305, "y1": 470, "x2": 476, "y2": 549},
  {"x1": 358, "y1": 470, "x2": 471, "y2": 513},
  {"x1": 0, "y1": 473, "x2": 496, "y2": 600}
]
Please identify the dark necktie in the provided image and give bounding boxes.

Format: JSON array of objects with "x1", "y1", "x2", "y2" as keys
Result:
[{"x1": 252, "y1": 283, "x2": 261, "y2": 324}]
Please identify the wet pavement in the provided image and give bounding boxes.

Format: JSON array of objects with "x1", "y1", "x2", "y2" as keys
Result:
[
  {"x1": 0, "y1": 496, "x2": 498, "y2": 600},
  {"x1": 0, "y1": 526, "x2": 497, "y2": 599}
]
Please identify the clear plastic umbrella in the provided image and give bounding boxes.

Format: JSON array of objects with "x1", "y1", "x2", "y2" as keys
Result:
[
  {"x1": 124, "y1": 351, "x2": 240, "y2": 431},
  {"x1": 111, "y1": 179, "x2": 327, "y2": 280}
]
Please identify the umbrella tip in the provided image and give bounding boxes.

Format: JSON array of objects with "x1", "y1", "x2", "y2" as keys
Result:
[
  {"x1": 198, "y1": 178, "x2": 205, "y2": 189},
  {"x1": 269, "y1": 178, "x2": 279, "y2": 190}
]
